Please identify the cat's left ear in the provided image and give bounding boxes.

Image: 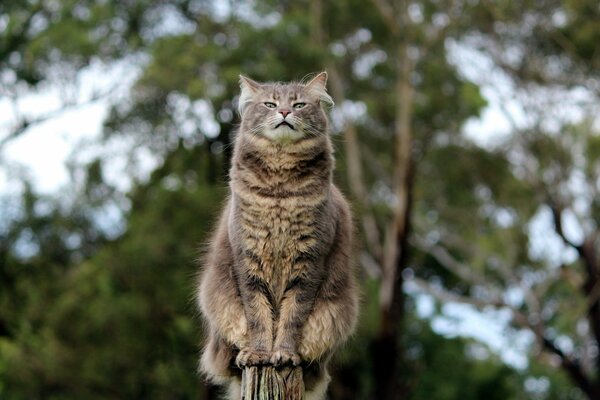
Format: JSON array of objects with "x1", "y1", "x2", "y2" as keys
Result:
[
  {"x1": 238, "y1": 75, "x2": 261, "y2": 114},
  {"x1": 305, "y1": 72, "x2": 334, "y2": 107},
  {"x1": 306, "y1": 71, "x2": 328, "y2": 90}
]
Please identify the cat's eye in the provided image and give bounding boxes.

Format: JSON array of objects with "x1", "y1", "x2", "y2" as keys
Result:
[
  {"x1": 293, "y1": 102, "x2": 306, "y2": 109},
  {"x1": 264, "y1": 102, "x2": 277, "y2": 109}
]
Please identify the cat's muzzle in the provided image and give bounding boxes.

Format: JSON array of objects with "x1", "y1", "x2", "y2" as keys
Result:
[{"x1": 275, "y1": 120, "x2": 295, "y2": 130}]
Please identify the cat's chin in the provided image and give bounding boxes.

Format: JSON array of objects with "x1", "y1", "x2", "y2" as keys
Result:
[{"x1": 262, "y1": 127, "x2": 305, "y2": 143}]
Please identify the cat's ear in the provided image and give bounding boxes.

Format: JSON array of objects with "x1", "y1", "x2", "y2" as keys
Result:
[
  {"x1": 306, "y1": 71, "x2": 328, "y2": 91},
  {"x1": 305, "y1": 72, "x2": 334, "y2": 107},
  {"x1": 238, "y1": 75, "x2": 261, "y2": 114},
  {"x1": 239, "y1": 75, "x2": 261, "y2": 93}
]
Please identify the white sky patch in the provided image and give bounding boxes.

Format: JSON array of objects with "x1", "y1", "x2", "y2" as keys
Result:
[
  {"x1": 410, "y1": 287, "x2": 533, "y2": 370},
  {"x1": 450, "y1": 38, "x2": 600, "y2": 149},
  {"x1": 463, "y1": 92, "x2": 525, "y2": 146},
  {"x1": 353, "y1": 49, "x2": 387, "y2": 79},
  {"x1": 167, "y1": 93, "x2": 221, "y2": 142},
  {"x1": 433, "y1": 301, "x2": 532, "y2": 369},
  {"x1": 503, "y1": 285, "x2": 525, "y2": 308},
  {"x1": 415, "y1": 292, "x2": 435, "y2": 317},
  {"x1": 143, "y1": 3, "x2": 197, "y2": 40},
  {"x1": 2, "y1": 101, "x2": 108, "y2": 193},
  {"x1": 528, "y1": 206, "x2": 579, "y2": 267},
  {"x1": 330, "y1": 100, "x2": 368, "y2": 133},
  {"x1": 0, "y1": 58, "x2": 142, "y2": 194},
  {"x1": 70, "y1": 132, "x2": 162, "y2": 194},
  {"x1": 447, "y1": 40, "x2": 529, "y2": 147}
]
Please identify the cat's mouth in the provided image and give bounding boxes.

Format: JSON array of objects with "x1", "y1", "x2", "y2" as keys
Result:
[{"x1": 275, "y1": 121, "x2": 295, "y2": 130}]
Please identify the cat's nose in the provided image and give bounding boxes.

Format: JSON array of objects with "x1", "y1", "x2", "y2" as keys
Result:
[{"x1": 279, "y1": 109, "x2": 291, "y2": 118}]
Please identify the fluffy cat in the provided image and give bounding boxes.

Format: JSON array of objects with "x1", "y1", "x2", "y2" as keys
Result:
[{"x1": 197, "y1": 72, "x2": 359, "y2": 400}]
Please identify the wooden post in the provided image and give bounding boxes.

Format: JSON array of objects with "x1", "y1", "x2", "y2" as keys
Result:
[{"x1": 241, "y1": 366, "x2": 304, "y2": 400}]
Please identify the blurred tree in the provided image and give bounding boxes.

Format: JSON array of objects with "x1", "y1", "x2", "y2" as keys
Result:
[
  {"x1": 407, "y1": 1, "x2": 600, "y2": 399},
  {"x1": 307, "y1": 0, "x2": 488, "y2": 397},
  {"x1": 0, "y1": 142, "x2": 225, "y2": 398},
  {"x1": 3, "y1": 0, "x2": 600, "y2": 399},
  {"x1": 106, "y1": 0, "x2": 489, "y2": 397},
  {"x1": 0, "y1": 0, "x2": 178, "y2": 146},
  {"x1": 407, "y1": 320, "x2": 521, "y2": 400}
]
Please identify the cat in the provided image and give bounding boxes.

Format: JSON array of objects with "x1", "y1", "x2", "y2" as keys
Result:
[{"x1": 197, "y1": 72, "x2": 359, "y2": 400}]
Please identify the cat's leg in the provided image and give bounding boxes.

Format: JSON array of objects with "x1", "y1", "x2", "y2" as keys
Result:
[
  {"x1": 270, "y1": 271, "x2": 320, "y2": 366},
  {"x1": 298, "y1": 201, "x2": 359, "y2": 363},
  {"x1": 198, "y1": 208, "x2": 247, "y2": 365},
  {"x1": 199, "y1": 261, "x2": 247, "y2": 348},
  {"x1": 235, "y1": 253, "x2": 275, "y2": 367},
  {"x1": 199, "y1": 253, "x2": 247, "y2": 349},
  {"x1": 299, "y1": 290, "x2": 358, "y2": 361}
]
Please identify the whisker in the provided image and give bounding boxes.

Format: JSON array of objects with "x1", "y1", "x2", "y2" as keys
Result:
[{"x1": 296, "y1": 119, "x2": 324, "y2": 137}]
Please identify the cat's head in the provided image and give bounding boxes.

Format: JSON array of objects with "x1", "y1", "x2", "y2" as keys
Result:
[{"x1": 237, "y1": 72, "x2": 334, "y2": 143}]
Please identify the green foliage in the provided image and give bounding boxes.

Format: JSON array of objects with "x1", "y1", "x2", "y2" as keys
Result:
[
  {"x1": 407, "y1": 323, "x2": 521, "y2": 400},
  {"x1": 2, "y1": 0, "x2": 600, "y2": 399},
  {"x1": 1, "y1": 142, "x2": 225, "y2": 398},
  {"x1": 1, "y1": 0, "x2": 154, "y2": 86}
]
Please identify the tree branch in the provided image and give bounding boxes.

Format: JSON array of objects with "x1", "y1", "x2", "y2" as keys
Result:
[
  {"x1": 548, "y1": 200, "x2": 583, "y2": 254},
  {"x1": 412, "y1": 235, "x2": 487, "y2": 287},
  {"x1": 380, "y1": 34, "x2": 414, "y2": 311},
  {"x1": 359, "y1": 250, "x2": 383, "y2": 279},
  {"x1": 410, "y1": 277, "x2": 505, "y2": 311},
  {"x1": 411, "y1": 276, "x2": 597, "y2": 398},
  {"x1": 541, "y1": 337, "x2": 598, "y2": 399}
]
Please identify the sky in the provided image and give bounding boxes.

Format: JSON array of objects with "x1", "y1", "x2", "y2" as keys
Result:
[
  {"x1": 0, "y1": 93, "x2": 107, "y2": 192},
  {"x1": 0, "y1": 59, "x2": 151, "y2": 197}
]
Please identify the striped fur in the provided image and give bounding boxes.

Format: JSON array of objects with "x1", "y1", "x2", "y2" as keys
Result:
[{"x1": 198, "y1": 73, "x2": 358, "y2": 399}]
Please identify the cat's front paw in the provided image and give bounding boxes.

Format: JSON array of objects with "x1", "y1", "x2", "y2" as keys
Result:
[
  {"x1": 270, "y1": 347, "x2": 301, "y2": 367},
  {"x1": 235, "y1": 347, "x2": 271, "y2": 368}
]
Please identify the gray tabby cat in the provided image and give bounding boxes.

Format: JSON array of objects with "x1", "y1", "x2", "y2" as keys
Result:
[{"x1": 197, "y1": 72, "x2": 359, "y2": 400}]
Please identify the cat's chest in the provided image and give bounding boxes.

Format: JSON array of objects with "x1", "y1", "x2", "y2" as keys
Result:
[
  {"x1": 236, "y1": 197, "x2": 322, "y2": 260},
  {"x1": 232, "y1": 192, "x2": 332, "y2": 290}
]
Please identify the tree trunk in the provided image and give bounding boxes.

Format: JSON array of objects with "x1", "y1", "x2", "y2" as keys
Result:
[
  {"x1": 312, "y1": 0, "x2": 416, "y2": 397},
  {"x1": 241, "y1": 366, "x2": 304, "y2": 400},
  {"x1": 373, "y1": 16, "x2": 416, "y2": 399}
]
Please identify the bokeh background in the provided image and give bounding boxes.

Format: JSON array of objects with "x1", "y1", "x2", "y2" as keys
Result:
[{"x1": 2, "y1": 1, "x2": 600, "y2": 399}]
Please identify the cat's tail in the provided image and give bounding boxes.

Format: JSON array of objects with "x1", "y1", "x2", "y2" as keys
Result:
[
  {"x1": 303, "y1": 361, "x2": 331, "y2": 400},
  {"x1": 200, "y1": 330, "x2": 242, "y2": 398}
]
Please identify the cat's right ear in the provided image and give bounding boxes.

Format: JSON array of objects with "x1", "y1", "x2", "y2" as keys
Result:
[
  {"x1": 238, "y1": 75, "x2": 261, "y2": 115},
  {"x1": 239, "y1": 75, "x2": 261, "y2": 92}
]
